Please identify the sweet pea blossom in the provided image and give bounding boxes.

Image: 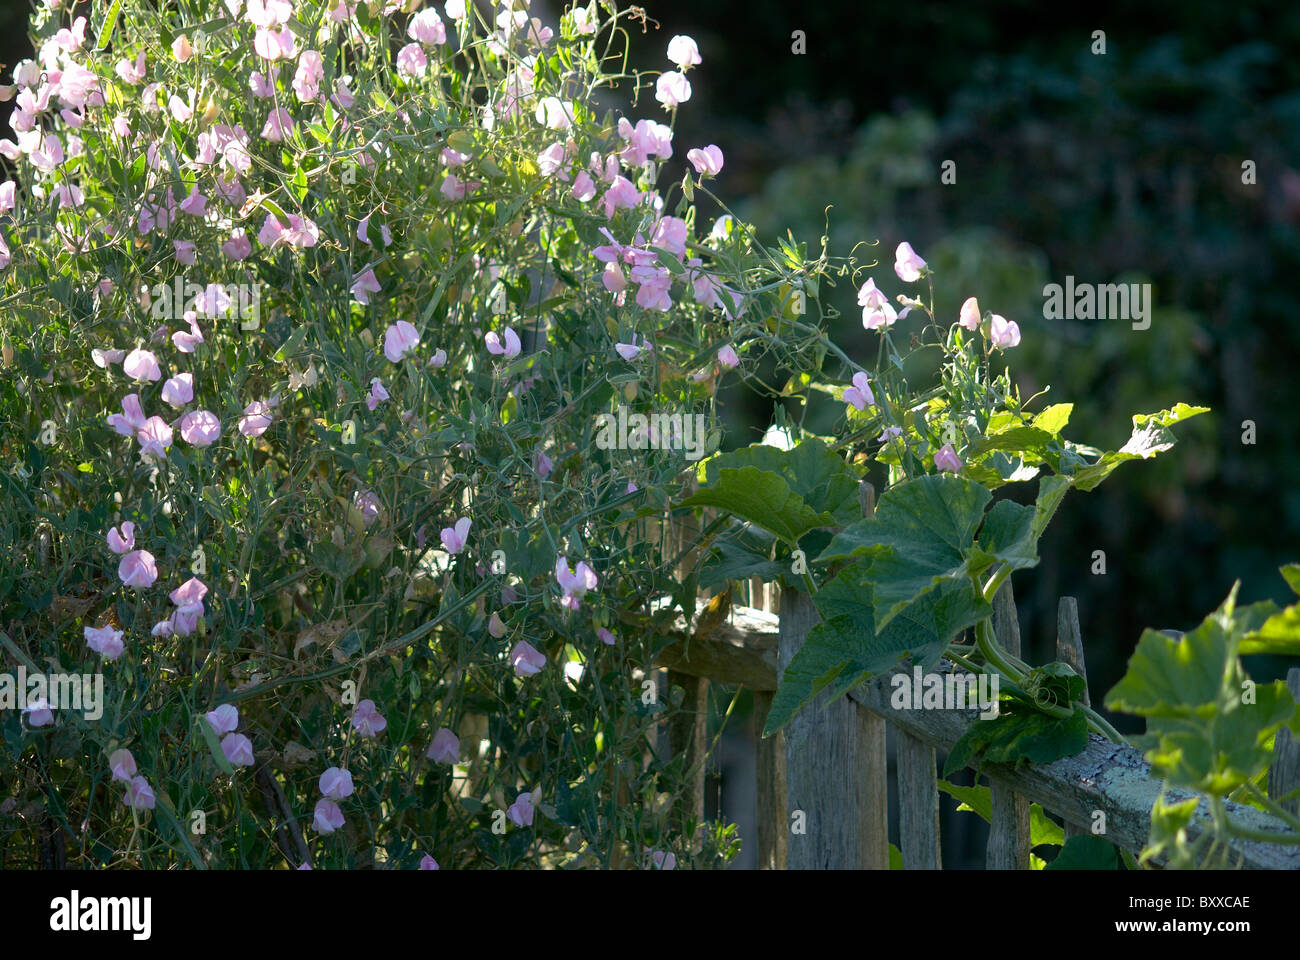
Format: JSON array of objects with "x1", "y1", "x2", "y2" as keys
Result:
[
  {"x1": 206, "y1": 704, "x2": 239, "y2": 735},
  {"x1": 419, "y1": 855, "x2": 440, "y2": 870},
  {"x1": 119, "y1": 550, "x2": 158, "y2": 589},
  {"x1": 366, "y1": 378, "x2": 389, "y2": 411},
  {"x1": 161, "y1": 373, "x2": 194, "y2": 407},
  {"x1": 667, "y1": 35, "x2": 702, "y2": 69},
  {"x1": 717, "y1": 344, "x2": 740, "y2": 369},
  {"x1": 485, "y1": 327, "x2": 521, "y2": 359},
  {"x1": 429, "y1": 348, "x2": 448, "y2": 369},
  {"x1": 319, "y1": 766, "x2": 354, "y2": 800},
  {"x1": 533, "y1": 449, "x2": 554, "y2": 479},
  {"x1": 384, "y1": 321, "x2": 420, "y2": 362},
  {"x1": 123, "y1": 348, "x2": 162, "y2": 382},
  {"x1": 396, "y1": 43, "x2": 428, "y2": 79},
  {"x1": 106, "y1": 522, "x2": 135, "y2": 554},
  {"x1": 123, "y1": 776, "x2": 156, "y2": 810},
  {"x1": 426, "y1": 728, "x2": 459, "y2": 764},
  {"x1": 934, "y1": 444, "x2": 963, "y2": 473},
  {"x1": 221, "y1": 733, "x2": 255, "y2": 767},
  {"x1": 351, "y1": 268, "x2": 382, "y2": 304},
  {"x1": 655, "y1": 71, "x2": 691, "y2": 108},
  {"x1": 687, "y1": 144, "x2": 723, "y2": 176},
  {"x1": 352, "y1": 699, "x2": 387, "y2": 738},
  {"x1": 858, "y1": 278, "x2": 898, "y2": 330},
  {"x1": 109, "y1": 749, "x2": 137, "y2": 783},
  {"x1": 615, "y1": 334, "x2": 651, "y2": 361},
  {"x1": 507, "y1": 790, "x2": 536, "y2": 826},
  {"x1": 440, "y1": 517, "x2": 471, "y2": 554},
  {"x1": 597, "y1": 627, "x2": 617, "y2": 646},
  {"x1": 352, "y1": 490, "x2": 380, "y2": 527},
  {"x1": 293, "y1": 50, "x2": 324, "y2": 102},
  {"x1": 253, "y1": 25, "x2": 297, "y2": 61},
  {"x1": 556, "y1": 556, "x2": 597, "y2": 610},
  {"x1": 23, "y1": 698, "x2": 53, "y2": 727},
  {"x1": 990, "y1": 314, "x2": 1021, "y2": 349},
  {"x1": 177, "y1": 409, "x2": 221, "y2": 447},
  {"x1": 958, "y1": 296, "x2": 982, "y2": 331},
  {"x1": 172, "y1": 34, "x2": 194, "y2": 62},
  {"x1": 843, "y1": 372, "x2": 875, "y2": 411},
  {"x1": 260, "y1": 107, "x2": 294, "y2": 141},
  {"x1": 238, "y1": 401, "x2": 273, "y2": 437},
  {"x1": 108, "y1": 394, "x2": 147, "y2": 436},
  {"x1": 510, "y1": 640, "x2": 546, "y2": 677},
  {"x1": 440, "y1": 173, "x2": 479, "y2": 201},
  {"x1": 313, "y1": 798, "x2": 345, "y2": 833},
  {"x1": 408, "y1": 9, "x2": 446, "y2": 45},
  {"x1": 894, "y1": 242, "x2": 927, "y2": 283},
  {"x1": 651, "y1": 850, "x2": 677, "y2": 870},
  {"x1": 85, "y1": 624, "x2": 125, "y2": 660},
  {"x1": 878, "y1": 426, "x2": 903, "y2": 443}
]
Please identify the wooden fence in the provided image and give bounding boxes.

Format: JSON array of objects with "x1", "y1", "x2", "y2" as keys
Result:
[{"x1": 657, "y1": 482, "x2": 1300, "y2": 869}]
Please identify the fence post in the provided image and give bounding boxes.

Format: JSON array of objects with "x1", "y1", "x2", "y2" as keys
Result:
[
  {"x1": 1269, "y1": 668, "x2": 1300, "y2": 817},
  {"x1": 897, "y1": 731, "x2": 942, "y2": 868},
  {"x1": 1055, "y1": 596, "x2": 1094, "y2": 841},
  {"x1": 987, "y1": 581, "x2": 1031, "y2": 868},
  {"x1": 778, "y1": 480, "x2": 888, "y2": 868},
  {"x1": 753, "y1": 688, "x2": 787, "y2": 869}
]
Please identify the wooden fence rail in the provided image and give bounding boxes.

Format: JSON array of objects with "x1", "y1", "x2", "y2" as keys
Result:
[{"x1": 658, "y1": 487, "x2": 1300, "y2": 870}]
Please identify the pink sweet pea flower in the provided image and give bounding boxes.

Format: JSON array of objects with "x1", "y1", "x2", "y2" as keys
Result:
[
  {"x1": 367, "y1": 378, "x2": 389, "y2": 411},
  {"x1": 123, "y1": 348, "x2": 162, "y2": 382},
  {"x1": 440, "y1": 173, "x2": 479, "y2": 201},
  {"x1": 597, "y1": 627, "x2": 616, "y2": 646},
  {"x1": 109, "y1": 748, "x2": 137, "y2": 783},
  {"x1": 934, "y1": 443, "x2": 963, "y2": 473},
  {"x1": 221, "y1": 733, "x2": 255, "y2": 767},
  {"x1": 615, "y1": 334, "x2": 650, "y2": 361},
  {"x1": 959, "y1": 296, "x2": 981, "y2": 331},
  {"x1": 351, "y1": 699, "x2": 387, "y2": 738},
  {"x1": 717, "y1": 344, "x2": 739, "y2": 368},
  {"x1": 351, "y1": 268, "x2": 381, "y2": 304},
  {"x1": 108, "y1": 394, "x2": 147, "y2": 436},
  {"x1": 429, "y1": 348, "x2": 447, "y2": 368},
  {"x1": 123, "y1": 776, "x2": 156, "y2": 810},
  {"x1": 989, "y1": 314, "x2": 1021, "y2": 349},
  {"x1": 106, "y1": 522, "x2": 135, "y2": 554},
  {"x1": 292, "y1": 50, "x2": 324, "y2": 102},
  {"x1": 396, "y1": 43, "x2": 428, "y2": 79},
  {"x1": 172, "y1": 317, "x2": 205, "y2": 353},
  {"x1": 178, "y1": 410, "x2": 221, "y2": 447},
  {"x1": 533, "y1": 449, "x2": 554, "y2": 479},
  {"x1": 172, "y1": 34, "x2": 194, "y2": 62},
  {"x1": 687, "y1": 144, "x2": 723, "y2": 176},
  {"x1": 384, "y1": 321, "x2": 420, "y2": 362},
  {"x1": 655, "y1": 71, "x2": 692, "y2": 108},
  {"x1": 667, "y1": 35, "x2": 702, "y2": 69},
  {"x1": 485, "y1": 328, "x2": 521, "y2": 359},
  {"x1": 319, "y1": 767, "x2": 354, "y2": 800},
  {"x1": 260, "y1": 107, "x2": 295, "y2": 142},
  {"x1": 894, "y1": 241, "x2": 927, "y2": 283},
  {"x1": 556, "y1": 556, "x2": 597, "y2": 609},
  {"x1": 506, "y1": 791, "x2": 535, "y2": 826},
  {"x1": 572, "y1": 170, "x2": 596, "y2": 202},
  {"x1": 510, "y1": 640, "x2": 546, "y2": 677},
  {"x1": 843, "y1": 372, "x2": 875, "y2": 411},
  {"x1": 179, "y1": 187, "x2": 208, "y2": 216},
  {"x1": 119, "y1": 550, "x2": 158, "y2": 589},
  {"x1": 313, "y1": 798, "x2": 345, "y2": 833},
  {"x1": 173, "y1": 240, "x2": 197, "y2": 265},
  {"x1": 651, "y1": 850, "x2": 677, "y2": 870},
  {"x1": 161, "y1": 372, "x2": 194, "y2": 407},
  {"x1": 600, "y1": 175, "x2": 641, "y2": 217},
  {"x1": 878, "y1": 426, "x2": 903, "y2": 443},
  {"x1": 426, "y1": 728, "x2": 460, "y2": 764},
  {"x1": 238, "y1": 401, "x2": 273, "y2": 437},
  {"x1": 351, "y1": 490, "x2": 380, "y2": 527},
  {"x1": 23, "y1": 698, "x2": 53, "y2": 727},
  {"x1": 418, "y1": 854, "x2": 440, "y2": 870},
  {"x1": 170, "y1": 577, "x2": 209, "y2": 608},
  {"x1": 858, "y1": 278, "x2": 898, "y2": 330},
  {"x1": 206, "y1": 704, "x2": 239, "y2": 735},
  {"x1": 408, "y1": 9, "x2": 447, "y2": 45},
  {"x1": 253, "y1": 25, "x2": 298, "y2": 61},
  {"x1": 85, "y1": 624, "x2": 125, "y2": 660},
  {"x1": 440, "y1": 517, "x2": 471, "y2": 555}
]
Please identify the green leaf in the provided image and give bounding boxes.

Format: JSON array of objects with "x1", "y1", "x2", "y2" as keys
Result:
[
  {"x1": 681, "y1": 467, "x2": 831, "y2": 543},
  {"x1": 702, "y1": 438, "x2": 861, "y2": 527},
  {"x1": 698, "y1": 524, "x2": 787, "y2": 589},
  {"x1": 816, "y1": 475, "x2": 990, "y2": 629},
  {"x1": 1142, "y1": 793, "x2": 1201, "y2": 868},
  {"x1": 1033, "y1": 403, "x2": 1073, "y2": 436},
  {"x1": 1067, "y1": 403, "x2": 1209, "y2": 492},
  {"x1": 1282, "y1": 564, "x2": 1300, "y2": 597},
  {"x1": 274, "y1": 324, "x2": 309, "y2": 363},
  {"x1": 937, "y1": 780, "x2": 1065, "y2": 848},
  {"x1": 944, "y1": 706, "x2": 1089, "y2": 777},
  {"x1": 1045, "y1": 835, "x2": 1120, "y2": 870},
  {"x1": 763, "y1": 570, "x2": 989, "y2": 736},
  {"x1": 888, "y1": 843, "x2": 904, "y2": 869}
]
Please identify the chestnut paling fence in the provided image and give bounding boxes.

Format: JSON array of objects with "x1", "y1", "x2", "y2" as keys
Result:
[{"x1": 656, "y1": 481, "x2": 1300, "y2": 869}]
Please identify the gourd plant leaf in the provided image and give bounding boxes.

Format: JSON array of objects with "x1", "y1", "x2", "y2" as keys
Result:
[
  {"x1": 698, "y1": 437, "x2": 862, "y2": 526},
  {"x1": 1105, "y1": 583, "x2": 1300, "y2": 794},
  {"x1": 762, "y1": 567, "x2": 989, "y2": 736},
  {"x1": 697, "y1": 522, "x2": 788, "y2": 590},
  {"x1": 1044, "y1": 835, "x2": 1120, "y2": 870},
  {"x1": 1240, "y1": 563, "x2": 1300, "y2": 656},
  {"x1": 1066, "y1": 403, "x2": 1209, "y2": 492},
  {"x1": 936, "y1": 779, "x2": 1066, "y2": 848},
  {"x1": 943, "y1": 705, "x2": 1089, "y2": 776},
  {"x1": 679, "y1": 466, "x2": 831, "y2": 543}
]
